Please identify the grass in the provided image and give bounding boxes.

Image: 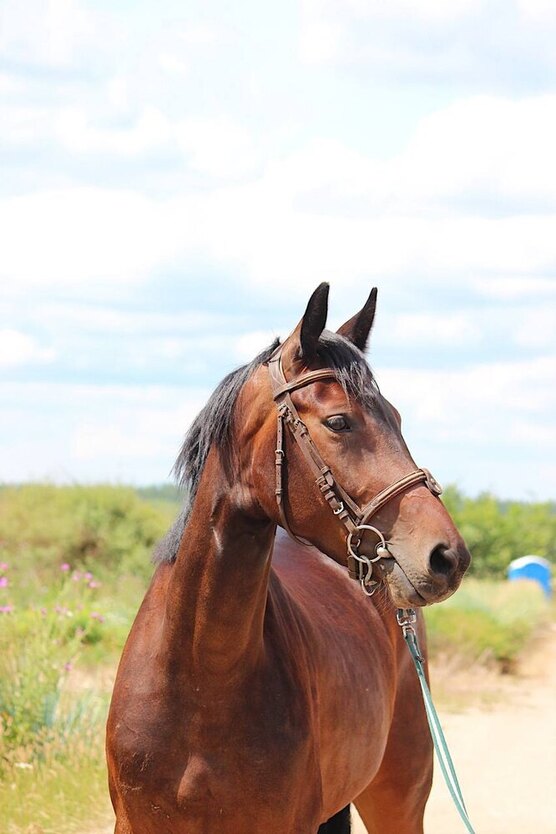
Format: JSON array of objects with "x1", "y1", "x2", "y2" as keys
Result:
[
  {"x1": 0, "y1": 485, "x2": 173, "y2": 834},
  {"x1": 424, "y1": 577, "x2": 551, "y2": 672},
  {"x1": 0, "y1": 484, "x2": 553, "y2": 833},
  {"x1": 1, "y1": 689, "x2": 112, "y2": 834},
  {"x1": 0, "y1": 569, "x2": 116, "y2": 834}
]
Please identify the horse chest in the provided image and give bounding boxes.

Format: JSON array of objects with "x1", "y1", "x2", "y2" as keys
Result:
[
  {"x1": 110, "y1": 695, "x2": 320, "y2": 834},
  {"x1": 110, "y1": 663, "x2": 317, "y2": 785}
]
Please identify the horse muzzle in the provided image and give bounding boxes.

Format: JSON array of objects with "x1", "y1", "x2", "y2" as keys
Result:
[{"x1": 380, "y1": 538, "x2": 471, "y2": 607}]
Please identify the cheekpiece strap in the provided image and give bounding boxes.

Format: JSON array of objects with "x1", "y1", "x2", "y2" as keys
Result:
[{"x1": 266, "y1": 346, "x2": 443, "y2": 581}]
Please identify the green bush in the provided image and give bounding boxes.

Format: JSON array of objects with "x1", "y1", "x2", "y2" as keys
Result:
[
  {"x1": 0, "y1": 482, "x2": 552, "y2": 833},
  {"x1": 424, "y1": 578, "x2": 551, "y2": 670},
  {"x1": 0, "y1": 483, "x2": 178, "y2": 586},
  {"x1": 0, "y1": 576, "x2": 102, "y2": 756},
  {"x1": 442, "y1": 486, "x2": 556, "y2": 577}
]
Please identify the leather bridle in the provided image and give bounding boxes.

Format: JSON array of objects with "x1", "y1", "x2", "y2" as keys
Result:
[{"x1": 267, "y1": 346, "x2": 443, "y2": 595}]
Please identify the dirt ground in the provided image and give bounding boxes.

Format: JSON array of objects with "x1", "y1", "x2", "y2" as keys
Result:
[
  {"x1": 93, "y1": 627, "x2": 556, "y2": 834},
  {"x1": 353, "y1": 625, "x2": 556, "y2": 834}
]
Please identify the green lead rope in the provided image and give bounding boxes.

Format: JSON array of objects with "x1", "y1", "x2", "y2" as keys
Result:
[{"x1": 397, "y1": 608, "x2": 477, "y2": 834}]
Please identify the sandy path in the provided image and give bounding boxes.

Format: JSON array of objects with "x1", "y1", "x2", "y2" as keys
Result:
[
  {"x1": 353, "y1": 625, "x2": 556, "y2": 834},
  {"x1": 90, "y1": 628, "x2": 556, "y2": 834}
]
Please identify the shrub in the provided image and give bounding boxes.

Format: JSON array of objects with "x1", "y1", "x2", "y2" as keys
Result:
[
  {"x1": 0, "y1": 484, "x2": 178, "y2": 585},
  {"x1": 0, "y1": 577, "x2": 101, "y2": 757},
  {"x1": 424, "y1": 577, "x2": 551, "y2": 671},
  {"x1": 442, "y1": 486, "x2": 556, "y2": 577}
]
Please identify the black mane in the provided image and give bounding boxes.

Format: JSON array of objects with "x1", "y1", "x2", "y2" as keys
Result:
[{"x1": 154, "y1": 331, "x2": 380, "y2": 563}]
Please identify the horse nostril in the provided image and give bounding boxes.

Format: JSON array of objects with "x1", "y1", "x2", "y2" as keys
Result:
[{"x1": 429, "y1": 544, "x2": 457, "y2": 578}]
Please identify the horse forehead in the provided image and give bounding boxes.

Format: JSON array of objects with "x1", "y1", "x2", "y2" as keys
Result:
[
  {"x1": 292, "y1": 378, "x2": 351, "y2": 410},
  {"x1": 293, "y1": 380, "x2": 392, "y2": 425}
]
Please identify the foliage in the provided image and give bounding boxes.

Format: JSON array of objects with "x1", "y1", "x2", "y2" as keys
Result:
[
  {"x1": 0, "y1": 485, "x2": 178, "y2": 831},
  {"x1": 441, "y1": 486, "x2": 556, "y2": 577},
  {"x1": 0, "y1": 562, "x2": 114, "y2": 833},
  {"x1": 0, "y1": 482, "x2": 553, "y2": 832},
  {"x1": 136, "y1": 482, "x2": 182, "y2": 503},
  {"x1": 1, "y1": 726, "x2": 112, "y2": 834},
  {"x1": 0, "y1": 570, "x2": 107, "y2": 757},
  {"x1": 424, "y1": 577, "x2": 551, "y2": 671},
  {"x1": 0, "y1": 483, "x2": 178, "y2": 587}
]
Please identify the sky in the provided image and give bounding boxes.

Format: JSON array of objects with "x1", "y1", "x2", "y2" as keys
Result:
[{"x1": 1, "y1": 0, "x2": 556, "y2": 500}]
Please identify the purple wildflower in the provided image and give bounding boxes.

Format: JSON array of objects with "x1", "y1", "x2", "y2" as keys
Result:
[
  {"x1": 90, "y1": 612, "x2": 104, "y2": 623},
  {"x1": 0, "y1": 605, "x2": 14, "y2": 613},
  {"x1": 0, "y1": 576, "x2": 8, "y2": 588},
  {"x1": 0, "y1": 562, "x2": 8, "y2": 571},
  {"x1": 60, "y1": 563, "x2": 70, "y2": 572},
  {"x1": 55, "y1": 604, "x2": 71, "y2": 616}
]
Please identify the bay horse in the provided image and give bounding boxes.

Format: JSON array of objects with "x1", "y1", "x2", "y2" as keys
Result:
[{"x1": 106, "y1": 284, "x2": 470, "y2": 833}]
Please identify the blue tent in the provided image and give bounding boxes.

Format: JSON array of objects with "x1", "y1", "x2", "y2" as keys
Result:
[{"x1": 508, "y1": 555, "x2": 552, "y2": 597}]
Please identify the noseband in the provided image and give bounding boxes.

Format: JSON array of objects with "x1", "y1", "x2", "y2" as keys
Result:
[{"x1": 267, "y1": 347, "x2": 443, "y2": 595}]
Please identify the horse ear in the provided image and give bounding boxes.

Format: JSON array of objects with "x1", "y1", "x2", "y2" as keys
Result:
[
  {"x1": 298, "y1": 282, "x2": 329, "y2": 363},
  {"x1": 337, "y1": 287, "x2": 377, "y2": 352}
]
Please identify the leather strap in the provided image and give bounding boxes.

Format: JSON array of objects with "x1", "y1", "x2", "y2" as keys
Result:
[
  {"x1": 267, "y1": 346, "x2": 442, "y2": 579},
  {"x1": 272, "y1": 369, "x2": 338, "y2": 399},
  {"x1": 358, "y1": 468, "x2": 442, "y2": 525}
]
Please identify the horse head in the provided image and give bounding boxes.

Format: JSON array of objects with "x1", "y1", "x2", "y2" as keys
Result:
[{"x1": 240, "y1": 283, "x2": 471, "y2": 608}]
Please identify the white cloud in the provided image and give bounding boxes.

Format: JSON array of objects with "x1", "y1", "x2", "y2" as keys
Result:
[
  {"x1": 1, "y1": 348, "x2": 555, "y2": 497},
  {"x1": 175, "y1": 117, "x2": 261, "y2": 179},
  {"x1": 72, "y1": 423, "x2": 160, "y2": 461},
  {"x1": 299, "y1": 13, "x2": 342, "y2": 66},
  {"x1": 0, "y1": 73, "x2": 26, "y2": 94},
  {"x1": 234, "y1": 330, "x2": 280, "y2": 362},
  {"x1": 31, "y1": 303, "x2": 230, "y2": 336},
  {"x1": 0, "y1": 329, "x2": 55, "y2": 366},
  {"x1": 346, "y1": 0, "x2": 483, "y2": 22},
  {"x1": 510, "y1": 420, "x2": 556, "y2": 444},
  {"x1": 54, "y1": 106, "x2": 170, "y2": 157},
  {"x1": 380, "y1": 355, "x2": 556, "y2": 440},
  {"x1": 516, "y1": 0, "x2": 556, "y2": 23},
  {"x1": 2, "y1": 95, "x2": 262, "y2": 183},
  {"x1": 0, "y1": 188, "x2": 182, "y2": 286},
  {"x1": 375, "y1": 354, "x2": 556, "y2": 497},
  {"x1": 4, "y1": 86, "x2": 556, "y2": 301},
  {"x1": 383, "y1": 313, "x2": 481, "y2": 347},
  {"x1": 0, "y1": 381, "x2": 208, "y2": 482},
  {"x1": 2, "y1": 1, "x2": 555, "y2": 503},
  {"x1": 0, "y1": 103, "x2": 54, "y2": 147},
  {"x1": 176, "y1": 22, "x2": 226, "y2": 48},
  {"x1": 515, "y1": 308, "x2": 556, "y2": 349},
  {"x1": 470, "y1": 277, "x2": 556, "y2": 300},
  {"x1": 71, "y1": 400, "x2": 202, "y2": 462},
  {"x1": 260, "y1": 97, "x2": 556, "y2": 217},
  {"x1": 300, "y1": 0, "x2": 556, "y2": 88},
  {"x1": 400, "y1": 96, "x2": 556, "y2": 209},
  {"x1": 302, "y1": 0, "x2": 483, "y2": 57},
  {"x1": 2, "y1": 183, "x2": 556, "y2": 305},
  {"x1": 0, "y1": 0, "x2": 98, "y2": 68}
]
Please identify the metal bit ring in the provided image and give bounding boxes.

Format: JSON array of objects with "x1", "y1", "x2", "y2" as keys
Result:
[{"x1": 347, "y1": 524, "x2": 390, "y2": 563}]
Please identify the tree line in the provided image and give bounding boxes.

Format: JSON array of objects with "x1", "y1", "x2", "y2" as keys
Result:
[{"x1": 441, "y1": 486, "x2": 556, "y2": 577}]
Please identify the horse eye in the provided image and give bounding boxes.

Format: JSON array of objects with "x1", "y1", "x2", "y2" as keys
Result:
[{"x1": 324, "y1": 415, "x2": 350, "y2": 433}]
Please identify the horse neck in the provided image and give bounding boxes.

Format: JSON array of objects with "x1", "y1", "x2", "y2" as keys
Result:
[{"x1": 163, "y1": 452, "x2": 276, "y2": 685}]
